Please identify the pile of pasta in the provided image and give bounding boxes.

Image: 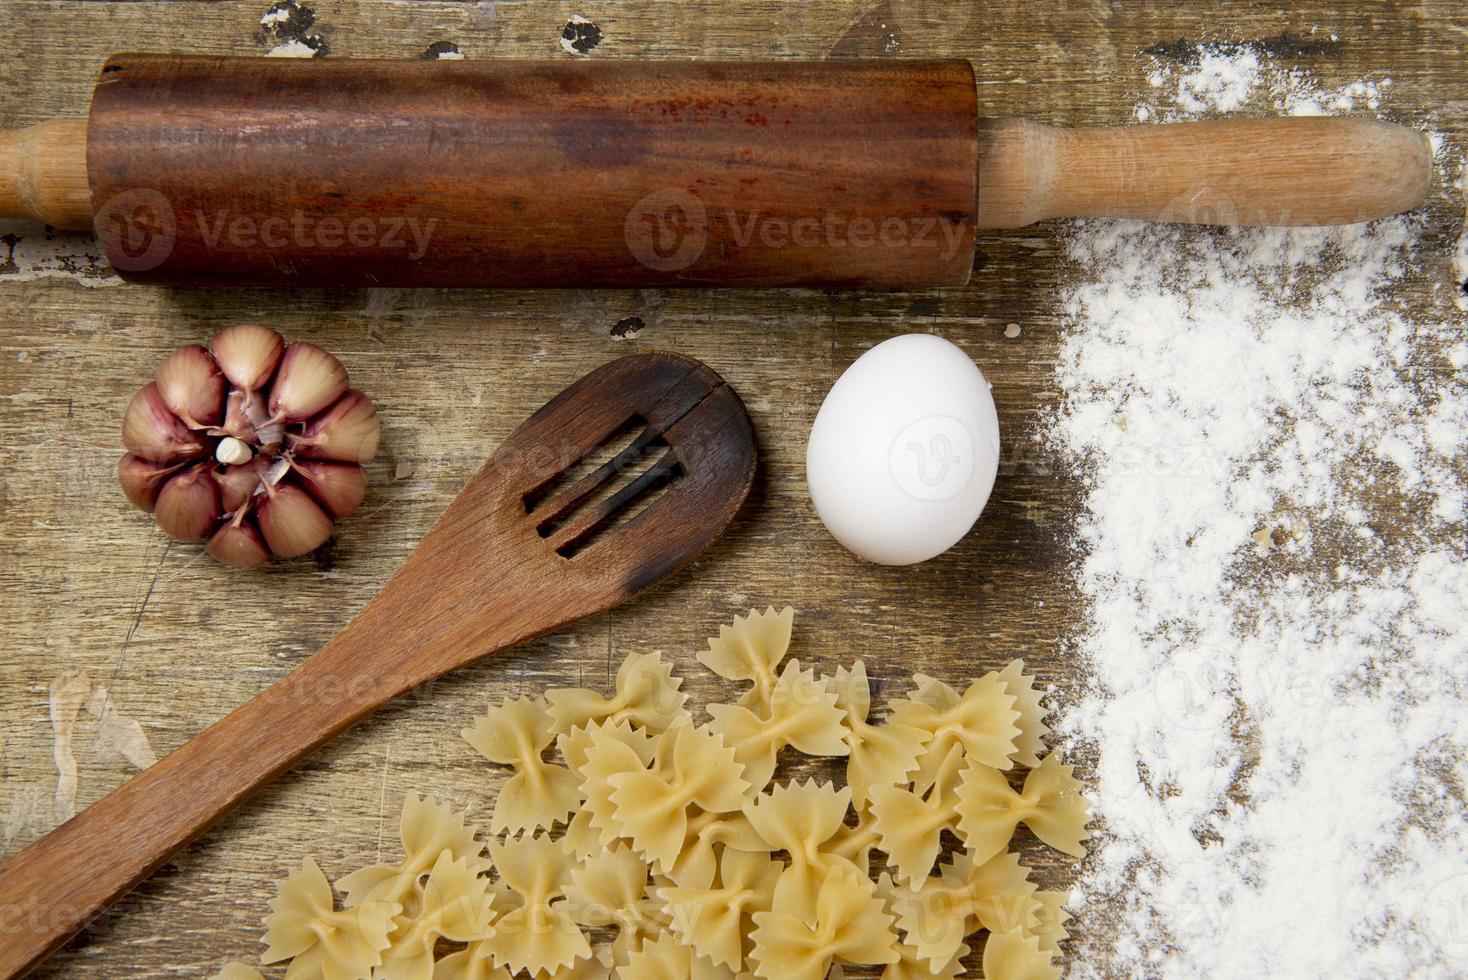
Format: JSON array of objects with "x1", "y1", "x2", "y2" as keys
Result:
[{"x1": 214, "y1": 607, "x2": 1090, "y2": 980}]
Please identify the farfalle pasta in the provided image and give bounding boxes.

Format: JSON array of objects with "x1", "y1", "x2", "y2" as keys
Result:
[
  {"x1": 829, "y1": 660, "x2": 931, "y2": 807},
  {"x1": 749, "y1": 861, "x2": 898, "y2": 980},
  {"x1": 868, "y1": 741, "x2": 967, "y2": 883},
  {"x1": 707, "y1": 659, "x2": 849, "y2": 791},
  {"x1": 891, "y1": 851, "x2": 1039, "y2": 968},
  {"x1": 222, "y1": 612, "x2": 1088, "y2": 979},
  {"x1": 261, "y1": 857, "x2": 399, "y2": 980},
  {"x1": 955, "y1": 753, "x2": 1092, "y2": 864},
  {"x1": 741, "y1": 779, "x2": 859, "y2": 916},
  {"x1": 891, "y1": 672, "x2": 1023, "y2": 779},
  {"x1": 462, "y1": 695, "x2": 580, "y2": 834},
  {"x1": 607, "y1": 721, "x2": 750, "y2": 868},
  {"x1": 563, "y1": 843, "x2": 667, "y2": 965},
  {"x1": 336, "y1": 793, "x2": 488, "y2": 908},
  {"x1": 697, "y1": 606, "x2": 793, "y2": 710},
  {"x1": 377, "y1": 852, "x2": 497, "y2": 980},
  {"x1": 659, "y1": 846, "x2": 780, "y2": 972},
  {"x1": 547, "y1": 650, "x2": 689, "y2": 735},
  {"x1": 983, "y1": 928, "x2": 1060, "y2": 980},
  {"x1": 486, "y1": 831, "x2": 591, "y2": 975}
]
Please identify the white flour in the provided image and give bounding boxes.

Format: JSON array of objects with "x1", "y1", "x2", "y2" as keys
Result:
[{"x1": 1054, "y1": 50, "x2": 1468, "y2": 977}]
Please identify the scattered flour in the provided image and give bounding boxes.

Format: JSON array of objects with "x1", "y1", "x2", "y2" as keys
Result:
[
  {"x1": 1055, "y1": 48, "x2": 1467, "y2": 977},
  {"x1": 1135, "y1": 48, "x2": 1385, "y2": 122}
]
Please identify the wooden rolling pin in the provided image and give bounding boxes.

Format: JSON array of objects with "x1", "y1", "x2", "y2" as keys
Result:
[{"x1": 0, "y1": 55, "x2": 1432, "y2": 288}]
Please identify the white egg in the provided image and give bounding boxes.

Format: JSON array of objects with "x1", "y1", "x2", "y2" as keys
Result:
[{"x1": 805, "y1": 333, "x2": 1001, "y2": 565}]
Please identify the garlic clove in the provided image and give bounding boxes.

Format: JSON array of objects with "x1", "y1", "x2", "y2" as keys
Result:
[
  {"x1": 211, "y1": 324, "x2": 285, "y2": 392},
  {"x1": 256, "y1": 481, "x2": 334, "y2": 558},
  {"x1": 208, "y1": 519, "x2": 271, "y2": 568},
  {"x1": 153, "y1": 464, "x2": 221, "y2": 542},
  {"x1": 215, "y1": 435, "x2": 254, "y2": 466},
  {"x1": 293, "y1": 460, "x2": 368, "y2": 519},
  {"x1": 155, "y1": 345, "x2": 227, "y2": 429},
  {"x1": 218, "y1": 389, "x2": 258, "y2": 443},
  {"x1": 286, "y1": 390, "x2": 381, "y2": 464},
  {"x1": 216, "y1": 464, "x2": 263, "y2": 514},
  {"x1": 117, "y1": 454, "x2": 181, "y2": 513},
  {"x1": 268, "y1": 342, "x2": 349, "y2": 422},
  {"x1": 122, "y1": 383, "x2": 210, "y2": 464}
]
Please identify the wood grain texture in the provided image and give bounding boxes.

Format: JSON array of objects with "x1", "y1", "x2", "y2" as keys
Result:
[{"x1": 0, "y1": 0, "x2": 1462, "y2": 977}]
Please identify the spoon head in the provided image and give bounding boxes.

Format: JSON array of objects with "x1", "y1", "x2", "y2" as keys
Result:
[{"x1": 396, "y1": 352, "x2": 757, "y2": 662}]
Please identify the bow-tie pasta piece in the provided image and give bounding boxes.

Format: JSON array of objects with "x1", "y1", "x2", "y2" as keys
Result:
[
  {"x1": 337, "y1": 793, "x2": 488, "y2": 909},
  {"x1": 996, "y1": 660, "x2": 1050, "y2": 769},
  {"x1": 547, "y1": 651, "x2": 689, "y2": 735},
  {"x1": 828, "y1": 660, "x2": 931, "y2": 808},
  {"x1": 955, "y1": 753, "x2": 1091, "y2": 864},
  {"x1": 708, "y1": 659, "x2": 849, "y2": 791},
  {"x1": 890, "y1": 672, "x2": 1021, "y2": 779},
  {"x1": 563, "y1": 843, "x2": 667, "y2": 965},
  {"x1": 872, "y1": 875, "x2": 969, "y2": 980},
  {"x1": 559, "y1": 716, "x2": 658, "y2": 777},
  {"x1": 659, "y1": 846, "x2": 781, "y2": 972},
  {"x1": 485, "y1": 833, "x2": 592, "y2": 976},
  {"x1": 463, "y1": 695, "x2": 581, "y2": 834},
  {"x1": 698, "y1": 607, "x2": 794, "y2": 711},
  {"x1": 742, "y1": 779, "x2": 860, "y2": 916},
  {"x1": 377, "y1": 851, "x2": 498, "y2": 980},
  {"x1": 262, "y1": 857, "x2": 399, "y2": 980},
  {"x1": 983, "y1": 928, "x2": 1060, "y2": 980},
  {"x1": 577, "y1": 719, "x2": 661, "y2": 853},
  {"x1": 892, "y1": 850, "x2": 1037, "y2": 968},
  {"x1": 868, "y1": 741, "x2": 967, "y2": 884},
  {"x1": 749, "y1": 862, "x2": 898, "y2": 980},
  {"x1": 608, "y1": 722, "x2": 750, "y2": 868}
]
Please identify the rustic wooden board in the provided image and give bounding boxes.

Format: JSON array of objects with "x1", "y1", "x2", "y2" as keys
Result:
[{"x1": 0, "y1": 0, "x2": 1462, "y2": 976}]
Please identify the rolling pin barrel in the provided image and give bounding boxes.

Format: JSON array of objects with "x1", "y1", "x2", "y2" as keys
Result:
[
  {"x1": 0, "y1": 55, "x2": 1435, "y2": 288},
  {"x1": 85, "y1": 55, "x2": 982, "y2": 288}
]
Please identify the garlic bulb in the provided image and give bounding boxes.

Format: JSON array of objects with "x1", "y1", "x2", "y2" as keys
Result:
[{"x1": 117, "y1": 326, "x2": 381, "y2": 567}]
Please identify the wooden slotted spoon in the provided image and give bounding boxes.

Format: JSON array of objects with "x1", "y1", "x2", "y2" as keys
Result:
[{"x1": 0, "y1": 351, "x2": 757, "y2": 978}]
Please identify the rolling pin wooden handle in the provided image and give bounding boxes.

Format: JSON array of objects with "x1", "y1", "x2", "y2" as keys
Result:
[
  {"x1": 0, "y1": 119, "x2": 92, "y2": 230},
  {"x1": 977, "y1": 115, "x2": 1432, "y2": 227}
]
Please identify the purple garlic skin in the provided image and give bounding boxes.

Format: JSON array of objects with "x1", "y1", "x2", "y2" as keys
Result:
[{"x1": 118, "y1": 326, "x2": 380, "y2": 567}]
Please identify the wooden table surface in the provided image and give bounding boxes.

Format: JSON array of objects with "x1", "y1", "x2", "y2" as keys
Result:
[{"x1": 0, "y1": 1, "x2": 1462, "y2": 976}]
